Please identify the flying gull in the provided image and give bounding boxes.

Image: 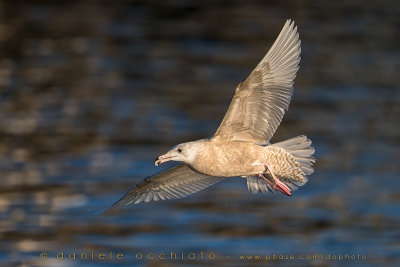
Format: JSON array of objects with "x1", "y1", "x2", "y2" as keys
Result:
[{"x1": 112, "y1": 19, "x2": 315, "y2": 207}]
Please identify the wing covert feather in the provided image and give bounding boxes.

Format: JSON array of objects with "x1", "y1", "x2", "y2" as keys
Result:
[{"x1": 213, "y1": 20, "x2": 301, "y2": 143}]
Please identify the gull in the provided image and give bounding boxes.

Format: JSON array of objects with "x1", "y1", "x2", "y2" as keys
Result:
[{"x1": 111, "y1": 19, "x2": 315, "y2": 207}]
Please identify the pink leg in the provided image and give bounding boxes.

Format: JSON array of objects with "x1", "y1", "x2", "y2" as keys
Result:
[
  {"x1": 258, "y1": 174, "x2": 289, "y2": 195},
  {"x1": 258, "y1": 173, "x2": 275, "y2": 188},
  {"x1": 259, "y1": 164, "x2": 292, "y2": 196},
  {"x1": 258, "y1": 173, "x2": 285, "y2": 193}
]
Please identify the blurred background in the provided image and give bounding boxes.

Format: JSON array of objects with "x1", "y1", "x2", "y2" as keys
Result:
[{"x1": 0, "y1": 0, "x2": 399, "y2": 266}]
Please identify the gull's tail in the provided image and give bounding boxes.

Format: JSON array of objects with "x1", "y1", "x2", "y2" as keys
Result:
[
  {"x1": 247, "y1": 135, "x2": 315, "y2": 194},
  {"x1": 272, "y1": 135, "x2": 315, "y2": 177}
]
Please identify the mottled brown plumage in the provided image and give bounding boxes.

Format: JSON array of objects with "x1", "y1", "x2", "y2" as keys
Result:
[{"x1": 111, "y1": 20, "x2": 315, "y2": 207}]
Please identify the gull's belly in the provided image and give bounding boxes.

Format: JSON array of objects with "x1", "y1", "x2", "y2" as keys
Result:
[{"x1": 191, "y1": 141, "x2": 266, "y2": 177}]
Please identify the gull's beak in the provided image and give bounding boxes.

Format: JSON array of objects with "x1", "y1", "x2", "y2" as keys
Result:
[{"x1": 154, "y1": 154, "x2": 174, "y2": 166}]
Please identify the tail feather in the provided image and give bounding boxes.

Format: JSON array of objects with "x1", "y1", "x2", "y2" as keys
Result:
[
  {"x1": 247, "y1": 175, "x2": 273, "y2": 193},
  {"x1": 272, "y1": 135, "x2": 315, "y2": 176},
  {"x1": 290, "y1": 148, "x2": 315, "y2": 158},
  {"x1": 246, "y1": 135, "x2": 315, "y2": 194},
  {"x1": 272, "y1": 135, "x2": 311, "y2": 149}
]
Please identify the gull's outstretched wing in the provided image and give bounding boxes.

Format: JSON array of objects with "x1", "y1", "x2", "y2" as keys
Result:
[
  {"x1": 111, "y1": 164, "x2": 223, "y2": 207},
  {"x1": 213, "y1": 20, "x2": 301, "y2": 143}
]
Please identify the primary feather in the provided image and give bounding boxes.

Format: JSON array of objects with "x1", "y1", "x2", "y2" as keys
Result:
[{"x1": 112, "y1": 164, "x2": 224, "y2": 206}]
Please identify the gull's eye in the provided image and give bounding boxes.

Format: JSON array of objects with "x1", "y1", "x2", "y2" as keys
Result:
[{"x1": 177, "y1": 148, "x2": 182, "y2": 153}]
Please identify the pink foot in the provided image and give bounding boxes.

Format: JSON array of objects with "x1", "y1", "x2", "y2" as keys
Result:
[
  {"x1": 258, "y1": 164, "x2": 292, "y2": 196},
  {"x1": 258, "y1": 174, "x2": 291, "y2": 196},
  {"x1": 273, "y1": 178, "x2": 292, "y2": 196}
]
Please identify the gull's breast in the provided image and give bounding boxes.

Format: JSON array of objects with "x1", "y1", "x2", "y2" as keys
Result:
[{"x1": 190, "y1": 141, "x2": 265, "y2": 177}]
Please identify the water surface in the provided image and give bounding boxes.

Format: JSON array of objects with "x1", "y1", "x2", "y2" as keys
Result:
[{"x1": 0, "y1": 1, "x2": 399, "y2": 266}]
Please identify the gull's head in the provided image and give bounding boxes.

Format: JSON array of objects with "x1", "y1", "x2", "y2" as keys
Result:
[{"x1": 155, "y1": 140, "x2": 205, "y2": 166}]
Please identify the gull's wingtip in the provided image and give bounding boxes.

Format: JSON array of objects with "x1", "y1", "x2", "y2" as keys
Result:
[
  {"x1": 286, "y1": 18, "x2": 295, "y2": 24},
  {"x1": 283, "y1": 19, "x2": 298, "y2": 32}
]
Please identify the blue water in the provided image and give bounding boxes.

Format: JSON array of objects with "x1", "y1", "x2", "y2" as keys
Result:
[{"x1": 0, "y1": 1, "x2": 399, "y2": 266}]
